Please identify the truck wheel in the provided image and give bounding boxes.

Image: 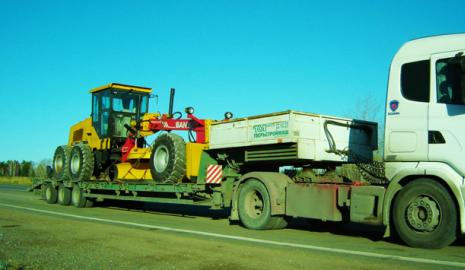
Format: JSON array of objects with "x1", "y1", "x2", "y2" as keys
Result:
[
  {"x1": 393, "y1": 178, "x2": 457, "y2": 248},
  {"x1": 45, "y1": 184, "x2": 57, "y2": 204},
  {"x1": 69, "y1": 143, "x2": 94, "y2": 182},
  {"x1": 238, "y1": 179, "x2": 287, "y2": 230},
  {"x1": 71, "y1": 184, "x2": 90, "y2": 208},
  {"x1": 53, "y1": 145, "x2": 71, "y2": 180},
  {"x1": 150, "y1": 133, "x2": 186, "y2": 183},
  {"x1": 57, "y1": 184, "x2": 71, "y2": 205}
]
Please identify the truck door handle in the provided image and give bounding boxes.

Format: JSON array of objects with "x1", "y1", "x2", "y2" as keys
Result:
[{"x1": 428, "y1": 131, "x2": 446, "y2": 144}]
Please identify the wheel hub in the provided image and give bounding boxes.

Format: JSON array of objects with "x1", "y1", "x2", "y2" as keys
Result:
[
  {"x1": 154, "y1": 145, "x2": 169, "y2": 173},
  {"x1": 70, "y1": 153, "x2": 81, "y2": 174},
  {"x1": 54, "y1": 154, "x2": 63, "y2": 172},
  {"x1": 406, "y1": 196, "x2": 440, "y2": 232},
  {"x1": 249, "y1": 191, "x2": 264, "y2": 216}
]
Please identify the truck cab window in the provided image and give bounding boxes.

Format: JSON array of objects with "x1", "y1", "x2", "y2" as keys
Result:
[
  {"x1": 401, "y1": 60, "x2": 430, "y2": 102},
  {"x1": 436, "y1": 57, "x2": 465, "y2": 105}
]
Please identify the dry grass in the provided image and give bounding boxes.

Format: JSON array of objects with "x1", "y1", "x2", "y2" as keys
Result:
[{"x1": 0, "y1": 176, "x2": 32, "y2": 185}]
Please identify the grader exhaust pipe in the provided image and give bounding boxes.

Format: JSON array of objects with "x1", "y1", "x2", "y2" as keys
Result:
[{"x1": 168, "y1": 88, "x2": 175, "y2": 118}]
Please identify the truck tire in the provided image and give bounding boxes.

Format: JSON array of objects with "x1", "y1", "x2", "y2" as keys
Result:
[
  {"x1": 45, "y1": 184, "x2": 57, "y2": 204},
  {"x1": 69, "y1": 143, "x2": 94, "y2": 182},
  {"x1": 53, "y1": 145, "x2": 71, "y2": 180},
  {"x1": 238, "y1": 179, "x2": 287, "y2": 230},
  {"x1": 71, "y1": 184, "x2": 93, "y2": 208},
  {"x1": 57, "y1": 184, "x2": 71, "y2": 205},
  {"x1": 393, "y1": 178, "x2": 457, "y2": 248},
  {"x1": 150, "y1": 133, "x2": 186, "y2": 183}
]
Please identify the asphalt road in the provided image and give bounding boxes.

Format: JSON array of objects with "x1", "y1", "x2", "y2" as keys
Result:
[{"x1": 1, "y1": 185, "x2": 465, "y2": 270}]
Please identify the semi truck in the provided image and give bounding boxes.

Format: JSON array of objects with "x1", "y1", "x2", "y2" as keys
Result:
[{"x1": 33, "y1": 33, "x2": 465, "y2": 249}]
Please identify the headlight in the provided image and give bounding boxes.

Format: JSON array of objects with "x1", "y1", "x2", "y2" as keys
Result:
[
  {"x1": 224, "y1": 112, "x2": 233, "y2": 120},
  {"x1": 185, "y1": 107, "x2": 195, "y2": 114}
]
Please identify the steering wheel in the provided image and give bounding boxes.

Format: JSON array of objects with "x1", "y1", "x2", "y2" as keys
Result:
[{"x1": 124, "y1": 124, "x2": 137, "y2": 135}]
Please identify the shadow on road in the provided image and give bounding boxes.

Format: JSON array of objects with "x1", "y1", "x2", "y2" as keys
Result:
[{"x1": 95, "y1": 200, "x2": 391, "y2": 244}]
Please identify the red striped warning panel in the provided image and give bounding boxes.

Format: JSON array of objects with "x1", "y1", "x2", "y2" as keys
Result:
[{"x1": 206, "y1": 165, "x2": 223, "y2": 184}]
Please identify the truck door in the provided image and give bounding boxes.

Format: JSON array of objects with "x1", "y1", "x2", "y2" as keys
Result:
[
  {"x1": 428, "y1": 51, "x2": 465, "y2": 176},
  {"x1": 384, "y1": 59, "x2": 430, "y2": 161}
]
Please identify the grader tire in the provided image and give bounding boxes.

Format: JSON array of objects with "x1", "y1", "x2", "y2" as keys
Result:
[
  {"x1": 150, "y1": 133, "x2": 186, "y2": 183},
  {"x1": 53, "y1": 145, "x2": 71, "y2": 180},
  {"x1": 69, "y1": 143, "x2": 94, "y2": 182}
]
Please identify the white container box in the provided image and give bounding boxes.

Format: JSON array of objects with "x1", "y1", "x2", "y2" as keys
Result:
[{"x1": 209, "y1": 110, "x2": 377, "y2": 163}]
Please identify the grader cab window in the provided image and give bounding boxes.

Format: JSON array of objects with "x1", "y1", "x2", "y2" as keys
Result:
[
  {"x1": 113, "y1": 94, "x2": 137, "y2": 113},
  {"x1": 111, "y1": 92, "x2": 149, "y2": 138},
  {"x1": 92, "y1": 89, "x2": 149, "y2": 139}
]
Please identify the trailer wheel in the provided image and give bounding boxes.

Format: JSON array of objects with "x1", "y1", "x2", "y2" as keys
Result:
[
  {"x1": 238, "y1": 179, "x2": 287, "y2": 230},
  {"x1": 53, "y1": 145, "x2": 71, "y2": 180},
  {"x1": 40, "y1": 184, "x2": 47, "y2": 200},
  {"x1": 45, "y1": 184, "x2": 57, "y2": 204},
  {"x1": 150, "y1": 133, "x2": 186, "y2": 183},
  {"x1": 57, "y1": 184, "x2": 71, "y2": 205},
  {"x1": 71, "y1": 184, "x2": 92, "y2": 208},
  {"x1": 69, "y1": 143, "x2": 95, "y2": 182},
  {"x1": 393, "y1": 178, "x2": 457, "y2": 248}
]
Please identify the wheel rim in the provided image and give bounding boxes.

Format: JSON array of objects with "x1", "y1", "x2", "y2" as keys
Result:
[
  {"x1": 244, "y1": 190, "x2": 264, "y2": 217},
  {"x1": 45, "y1": 186, "x2": 52, "y2": 200},
  {"x1": 405, "y1": 196, "x2": 440, "y2": 232},
  {"x1": 153, "y1": 145, "x2": 169, "y2": 173},
  {"x1": 58, "y1": 187, "x2": 63, "y2": 202},
  {"x1": 70, "y1": 152, "x2": 81, "y2": 174},
  {"x1": 72, "y1": 187, "x2": 80, "y2": 203},
  {"x1": 54, "y1": 153, "x2": 63, "y2": 173}
]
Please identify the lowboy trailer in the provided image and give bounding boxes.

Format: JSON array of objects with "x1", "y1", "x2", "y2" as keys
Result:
[{"x1": 33, "y1": 33, "x2": 465, "y2": 249}]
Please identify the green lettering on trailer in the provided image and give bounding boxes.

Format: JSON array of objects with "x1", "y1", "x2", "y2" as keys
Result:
[{"x1": 251, "y1": 121, "x2": 289, "y2": 140}]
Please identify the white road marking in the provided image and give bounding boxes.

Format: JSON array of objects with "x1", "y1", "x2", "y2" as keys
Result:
[{"x1": 1, "y1": 202, "x2": 464, "y2": 268}]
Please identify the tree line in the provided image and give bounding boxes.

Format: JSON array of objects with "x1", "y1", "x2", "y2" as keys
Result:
[{"x1": 0, "y1": 160, "x2": 51, "y2": 178}]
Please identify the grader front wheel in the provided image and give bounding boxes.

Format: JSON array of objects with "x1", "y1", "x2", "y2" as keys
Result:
[{"x1": 149, "y1": 133, "x2": 186, "y2": 183}]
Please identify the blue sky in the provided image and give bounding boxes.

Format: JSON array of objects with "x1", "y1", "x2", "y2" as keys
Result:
[{"x1": 0, "y1": 0, "x2": 463, "y2": 162}]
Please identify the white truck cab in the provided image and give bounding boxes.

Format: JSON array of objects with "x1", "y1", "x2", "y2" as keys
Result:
[{"x1": 384, "y1": 33, "x2": 465, "y2": 248}]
